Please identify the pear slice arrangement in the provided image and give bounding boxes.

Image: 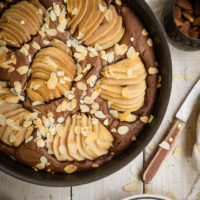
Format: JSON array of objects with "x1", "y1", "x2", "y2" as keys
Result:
[
  {"x1": 26, "y1": 45, "x2": 77, "y2": 105},
  {"x1": 49, "y1": 113, "x2": 114, "y2": 161},
  {"x1": 0, "y1": 1, "x2": 44, "y2": 47},
  {"x1": 100, "y1": 50, "x2": 147, "y2": 114},
  {"x1": 67, "y1": 0, "x2": 124, "y2": 50},
  {"x1": 0, "y1": 81, "x2": 34, "y2": 147}
]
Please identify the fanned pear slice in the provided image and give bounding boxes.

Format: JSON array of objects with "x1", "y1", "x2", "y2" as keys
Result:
[
  {"x1": 78, "y1": 0, "x2": 96, "y2": 35},
  {"x1": 80, "y1": 0, "x2": 107, "y2": 42},
  {"x1": 70, "y1": 0, "x2": 88, "y2": 34},
  {"x1": 27, "y1": 46, "x2": 77, "y2": 104},
  {"x1": 0, "y1": 1, "x2": 43, "y2": 47},
  {"x1": 67, "y1": 115, "x2": 85, "y2": 161},
  {"x1": 100, "y1": 27, "x2": 125, "y2": 50},
  {"x1": 84, "y1": 5, "x2": 118, "y2": 45},
  {"x1": 100, "y1": 51, "x2": 147, "y2": 114}
]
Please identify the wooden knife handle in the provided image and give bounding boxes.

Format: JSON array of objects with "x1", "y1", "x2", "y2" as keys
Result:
[{"x1": 142, "y1": 118, "x2": 185, "y2": 184}]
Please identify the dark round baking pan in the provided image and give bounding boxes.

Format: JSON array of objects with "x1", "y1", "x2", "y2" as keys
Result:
[
  {"x1": 163, "y1": 0, "x2": 200, "y2": 51},
  {"x1": 0, "y1": 0, "x2": 172, "y2": 186}
]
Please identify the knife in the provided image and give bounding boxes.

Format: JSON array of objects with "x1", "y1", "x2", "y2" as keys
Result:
[{"x1": 143, "y1": 78, "x2": 200, "y2": 184}]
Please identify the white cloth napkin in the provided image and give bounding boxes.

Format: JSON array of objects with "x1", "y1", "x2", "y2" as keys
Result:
[{"x1": 187, "y1": 113, "x2": 200, "y2": 200}]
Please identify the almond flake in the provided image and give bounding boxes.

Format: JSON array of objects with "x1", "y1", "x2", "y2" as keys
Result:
[
  {"x1": 99, "y1": 4, "x2": 106, "y2": 12},
  {"x1": 119, "y1": 111, "x2": 130, "y2": 121},
  {"x1": 80, "y1": 105, "x2": 90, "y2": 113},
  {"x1": 61, "y1": 100, "x2": 68, "y2": 111},
  {"x1": 122, "y1": 87, "x2": 131, "y2": 98},
  {"x1": 50, "y1": 10, "x2": 57, "y2": 21},
  {"x1": 111, "y1": 128, "x2": 116, "y2": 133},
  {"x1": 72, "y1": 8, "x2": 78, "y2": 15},
  {"x1": 115, "y1": 44, "x2": 128, "y2": 56},
  {"x1": 131, "y1": 136, "x2": 136, "y2": 141},
  {"x1": 14, "y1": 81, "x2": 22, "y2": 94},
  {"x1": 172, "y1": 145, "x2": 182, "y2": 158},
  {"x1": 43, "y1": 40, "x2": 50, "y2": 45},
  {"x1": 95, "y1": 111, "x2": 106, "y2": 119},
  {"x1": 92, "y1": 118, "x2": 99, "y2": 125},
  {"x1": 127, "y1": 46, "x2": 135, "y2": 59},
  {"x1": 92, "y1": 164, "x2": 99, "y2": 168},
  {"x1": 47, "y1": 75, "x2": 58, "y2": 89},
  {"x1": 9, "y1": 134, "x2": 16, "y2": 143},
  {"x1": 25, "y1": 136, "x2": 33, "y2": 143},
  {"x1": 148, "y1": 115, "x2": 154, "y2": 123},
  {"x1": 107, "y1": 51, "x2": 114, "y2": 63},
  {"x1": 77, "y1": 82, "x2": 87, "y2": 91},
  {"x1": 36, "y1": 139, "x2": 45, "y2": 148},
  {"x1": 23, "y1": 120, "x2": 32, "y2": 128},
  {"x1": 118, "y1": 126, "x2": 129, "y2": 135},
  {"x1": 57, "y1": 117, "x2": 65, "y2": 124},
  {"x1": 77, "y1": 32, "x2": 84, "y2": 40},
  {"x1": 74, "y1": 52, "x2": 85, "y2": 62},
  {"x1": 103, "y1": 119, "x2": 109, "y2": 126},
  {"x1": 64, "y1": 165, "x2": 77, "y2": 174},
  {"x1": 142, "y1": 29, "x2": 149, "y2": 36},
  {"x1": 74, "y1": 126, "x2": 81, "y2": 134},
  {"x1": 110, "y1": 110, "x2": 119, "y2": 118},
  {"x1": 159, "y1": 141, "x2": 170, "y2": 150},
  {"x1": 32, "y1": 42, "x2": 41, "y2": 50},
  {"x1": 147, "y1": 38, "x2": 153, "y2": 47},
  {"x1": 148, "y1": 67, "x2": 158, "y2": 75},
  {"x1": 32, "y1": 101, "x2": 42, "y2": 106},
  {"x1": 140, "y1": 116, "x2": 149, "y2": 123},
  {"x1": 87, "y1": 75, "x2": 97, "y2": 87},
  {"x1": 16, "y1": 66, "x2": 29, "y2": 75},
  {"x1": 74, "y1": 74, "x2": 83, "y2": 81},
  {"x1": 71, "y1": 99, "x2": 77, "y2": 109},
  {"x1": 91, "y1": 103, "x2": 99, "y2": 110},
  {"x1": 105, "y1": 9, "x2": 113, "y2": 21},
  {"x1": 40, "y1": 156, "x2": 48, "y2": 164},
  {"x1": 75, "y1": 45, "x2": 88, "y2": 56},
  {"x1": 35, "y1": 163, "x2": 45, "y2": 170},
  {"x1": 57, "y1": 71, "x2": 64, "y2": 77},
  {"x1": 123, "y1": 182, "x2": 141, "y2": 192},
  {"x1": 46, "y1": 29, "x2": 57, "y2": 36}
]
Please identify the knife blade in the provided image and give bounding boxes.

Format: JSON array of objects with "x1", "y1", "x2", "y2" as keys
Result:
[{"x1": 143, "y1": 78, "x2": 200, "y2": 184}]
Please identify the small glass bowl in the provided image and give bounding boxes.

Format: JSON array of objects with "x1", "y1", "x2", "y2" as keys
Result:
[{"x1": 162, "y1": 0, "x2": 200, "y2": 51}]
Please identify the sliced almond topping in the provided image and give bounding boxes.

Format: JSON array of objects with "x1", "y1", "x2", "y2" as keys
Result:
[
  {"x1": 16, "y1": 66, "x2": 29, "y2": 75},
  {"x1": 92, "y1": 164, "x2": 99, "y2": 168},
  {"x1": 119, "y1": 111, "x2": 130, "y2": 121},
  {"x1": 9, "y1": 134, "x2": 16, "y2": 143},
  {"x1": 111, "y1": 128, "x2": 116, "y2": 133},
  {"x1": 127, "y1": 46, "x2": 135, "y2": 59},
  {"x1": 77, "y1": 82, "x2": 87, "y2": 91},
  {"x1": 140, "y1": 116, "x2": 149, "y2": 123},
  {"x1": 36, "y1": 139, "x2": 45, "y2": 148},
  {"x1": 142, "y1": 29, "x2": 149, "y2": 36},
  {"x1": 32, "y1": 42, "x2": 41, "y2": 50},
  {"x1": 103, "y1": 119, "x2": 109, "y2": 126},
  {"x1": 87, "y1": 75, "x2": 97, "y2": 87},
  {"x1": 40, "y1": 156, "x2": 48, "y2": 164},
  {"x1": 74, "y1": 126, "x2": 81, "y2": 134},
  {"x1": 64, "y1": 165, "x2": 77, "y2": 174},
  {"x1": 71, "y1": 99, "x2": 77, "y2": 109},
  {"x1": 91, "y1": 103, "x2": 99, "y2": 110},
  {"x1": 115, "y1": 44, "x2": 128, "y2": 56},
  {"x1": 46, "y1": 29, "x2": 57, "y2": 36},
  {"x1": 105, "y1": 9, "x2": 113, "y2": 21},
  {"x1": 80, "y1": 105, "x2": 90, "y2": 113},
  {"x1": 50, "y1": 10, "x2": 57, "y2": 21},
  {"x1": 25, "y1": 136, "x2": 33, "y2": 143},
  {"x1": 74, "y1": 52, "x2": 85, "y2": 62},
  {"x1": 57, "y1": 117, "x2": 65, "y2": 124},
  {"x1": 131, "y1": 136, "x2": 136, "y2": 141},
  {"x1": 75, "y1": 45, "x2": 88, "y2": 56},
  {"x1": 116, "y1": 0, "x2": 122, "y2": 5},
  {"x1": 107, "y1": 51, "x2": 114, "y2": 63},
  {"x1": 110, "y1": 110, "x2": 119, "y2": 119},
  {"x1": 99, "y1": 4, "x2": 106, "y2": 12},
  {"x1": 14, "y1": 81, "x2": 22, "y2": 94},
  {"x1": 147, "y1": 38, "x2": 153, "y2": 47},
  {"x1": 23, "y1": 120, "x2": 32, "y2": 128},
  {"x1": 35, "y1": 163, "x2": 45, "y2": 170},
  {"x1": 118, "y1": 126, "x2": 129, "y2": 135},
  {"x1": 95, "y1": 111, "x2": 106, "y2": 119},
  {"x1": 72, "y1": 8, "x2": 78, "y2": 15},
  {"x1": 148, "y1": 67, "x2": 158, "y2": 75}
]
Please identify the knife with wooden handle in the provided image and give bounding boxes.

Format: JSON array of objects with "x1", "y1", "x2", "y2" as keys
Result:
[{"x1": 143, "y1": 78, "x2": 200, "y2": 184}]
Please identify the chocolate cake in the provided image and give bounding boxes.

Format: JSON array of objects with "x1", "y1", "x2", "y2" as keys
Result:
[{"x1": 0, "y1": 0, "x2": 159, "y2": 174}]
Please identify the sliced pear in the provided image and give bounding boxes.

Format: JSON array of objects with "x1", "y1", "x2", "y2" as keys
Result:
[
  {"x1": 67, "y1": 115, "x2": 84, "y2": 161},
  {"x1": 31, "y1": 72, "x2": 50, "y2": 81},
  {"x1": 70, "y1": 0, "x2": 88, "y2": 34},
  {"x1": 99, "y1": 27, "x2": 124, "y2": 50},
  {"x1": 4, "y1": 108, "x2": 25, "y2": 119},
  {"x1": 1, "y1": 126, "x2": 13, "y2": 145},
  {"x1": 78, "y1": 0, "x2": 96, "y2": 34},
  {"x1": 85, "y1": 5, "x2": 118, "y2": 45},
  {"x1": 0, "y1": 103, "x2": 21, "y2": 114},
  {"x1": 12, "y1": 127, "x2": 26, "y2": 147},
  {"x1": 26, "y1": 88, "x2": 44, "y2": 104}
]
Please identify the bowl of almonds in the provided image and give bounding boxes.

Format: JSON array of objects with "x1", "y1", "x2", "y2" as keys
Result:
[{"x1": 163, "y1": 0, "x2": 200, "y2": 51}]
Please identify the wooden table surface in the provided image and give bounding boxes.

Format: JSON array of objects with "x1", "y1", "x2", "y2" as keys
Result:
[{"x1": 0, "y1": 0, "x2": 200, "y2": 200}]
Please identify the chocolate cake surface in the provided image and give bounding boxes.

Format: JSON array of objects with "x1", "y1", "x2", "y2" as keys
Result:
[{"x1": 0, "y1": 0, "x2": 159, "y2": 174}]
